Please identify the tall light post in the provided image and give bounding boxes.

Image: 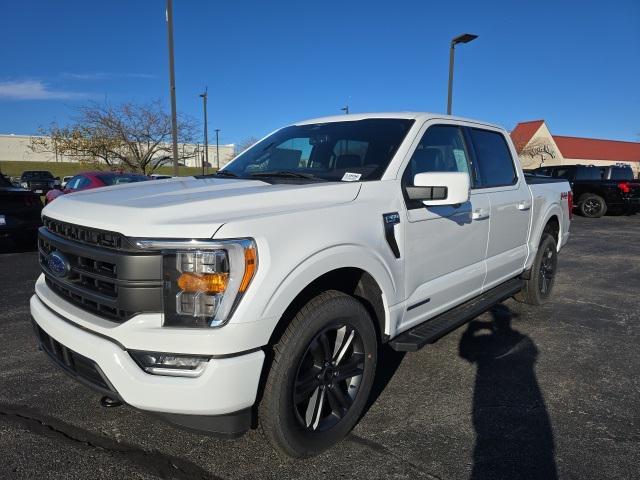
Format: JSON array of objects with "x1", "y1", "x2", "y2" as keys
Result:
[
  {"x1": 166, "y1": 0, "x2": 180, "y2": 176},
  {"x1": 215, "y1": 129, "x2": 220, "y2": 170},
  {"x1": 199, "y1": 87, "x2": 209, "y2": 175},
  {"x1": 447, "y1": 33, "x2": 478, "y2": 115}
]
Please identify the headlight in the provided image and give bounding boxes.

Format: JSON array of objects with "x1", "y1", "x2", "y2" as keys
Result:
[
  {"x1": 21, "y1": 182, "x2": 29, "y2": 189},
  {"x1": 134, "y1": 238, "x2": 257, "y2": 328}
]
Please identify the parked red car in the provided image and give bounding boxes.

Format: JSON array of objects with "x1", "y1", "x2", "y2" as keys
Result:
[{"x1": 45, "y1": 171, "x2": 150, "y2": 204}]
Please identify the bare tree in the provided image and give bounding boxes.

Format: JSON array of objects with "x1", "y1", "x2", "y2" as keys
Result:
[
  {"x1": 228, "y1": 136, "x2": 260, "y2": 160},
  {"x1": 31, "y1": 100, "x2": 198, "y2": 174}
]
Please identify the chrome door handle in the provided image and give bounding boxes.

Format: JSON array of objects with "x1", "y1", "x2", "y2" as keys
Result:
[
  {"x1": 472, "y1": 208, "x2": 490, "y2": 220},
  {"x1": 517, "y1": 201, "x2": 531, "y2": 211}
]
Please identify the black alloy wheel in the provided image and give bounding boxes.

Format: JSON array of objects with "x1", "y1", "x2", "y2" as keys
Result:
[
  {"x1": 294, "y1": 324, "x2": 365, "y2": 432},
  {"x1": 514, "y1": 233, "x2": 558, "y2": 305},
  {"x1": 259, "y1": 290, "x2": 377, "y2": 458},
  {"x1": 538, "y1": 240, "x2": 557, "y2": 296}
]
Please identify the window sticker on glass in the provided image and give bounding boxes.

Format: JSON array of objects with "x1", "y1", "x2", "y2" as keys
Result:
[
  {"x1": 341, "y1": 172, "x2": 362, "y2": 182},
  {"x1": 452, "y1": 149, "x2": 469, "y2": 173}
]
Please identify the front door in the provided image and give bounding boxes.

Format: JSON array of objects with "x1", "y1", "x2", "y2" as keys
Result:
[{"x1": 399, "y1": 122, "x2": 490, "y2": 332}]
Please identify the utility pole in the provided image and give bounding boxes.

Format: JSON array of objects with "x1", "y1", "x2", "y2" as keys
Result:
[
  {"x1": 447, "y1": 33, "x2": 478, "y2": 115},
  {"x1": 341, "y1": 105, "x2": 349, "y2": 115},
  {"x1": 166, "y1": 0, "x2": 179, "y2": 176},
  {"x1": 199, "y1": 87, "x2": 209, "y2": 175},
  {"x1": 215, "y1": 129, "x2": 220, "y2": 170}
]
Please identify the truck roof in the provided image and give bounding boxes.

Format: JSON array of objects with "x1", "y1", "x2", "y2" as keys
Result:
[{"x1": 294, "y1": 112, "x2": 504, "y2": 131}]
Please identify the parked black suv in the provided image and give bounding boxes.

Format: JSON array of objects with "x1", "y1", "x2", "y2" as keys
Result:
[
  {"x1": 0, "y1": 173, "x2": 42, "y2": 242},
  {"x1": 533, "y1": 164, "x2": 640, "y2": 217},
  {"x1": 20, "y1": 170, "x2": 59, "y2": 194}
]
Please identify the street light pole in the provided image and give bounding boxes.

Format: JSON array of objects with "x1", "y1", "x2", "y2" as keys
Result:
[
  {"x1": 447, "y1": 33, "x2": 478, "y2": 115},
  {"x1": 215, "y1": 129, "x2": 220, "y2": 170},
  {"x1": 166, "y1": 0, "x2": 180, "y2": 176},
  {"x1": 199, "y1": 87, "x2": 209, "y2": 176}
]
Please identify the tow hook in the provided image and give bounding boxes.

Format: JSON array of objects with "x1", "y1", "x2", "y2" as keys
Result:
[{"x1": 100, "y1": 396, "x2": 123, "y2": 408}]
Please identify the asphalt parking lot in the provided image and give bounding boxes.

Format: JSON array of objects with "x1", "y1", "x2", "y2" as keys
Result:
[{"x1": 1, "y1": 215, "x2": 638, "y2": 480}]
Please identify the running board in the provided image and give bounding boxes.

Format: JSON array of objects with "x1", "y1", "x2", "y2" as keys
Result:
[{"x1": 389, "y1": 278, "x2": 524, "y2": 352}]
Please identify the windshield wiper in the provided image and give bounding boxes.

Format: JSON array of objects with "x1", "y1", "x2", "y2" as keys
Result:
[
  {"x1": 249, "y1": 171, "x2": 320, "y2": 180},
  {"x1": 213, "y1": 170, "x2": 239, "y2": 178}
]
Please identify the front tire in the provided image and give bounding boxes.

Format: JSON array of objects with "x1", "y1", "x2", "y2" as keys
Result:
[
  {"x1": 515, "y1": 233, "x2": 558, "y2": 305},
  {"x1": 259, "y1": 290, "x2": 378, "y2": 458}
]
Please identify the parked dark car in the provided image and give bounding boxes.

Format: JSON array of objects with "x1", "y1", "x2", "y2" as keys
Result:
[
  {"x1": 45, "y1": 171, "x2": 150, "y2": 204},
  {"x1": 0, "y1": 173, "x2": 42, "y2": 242},
  {"x1": 20, "y1": 170, "x2": 59, "y2": 195},
  {"x1": 533, "y1": 164, "x2": 640, "y2": 217}
]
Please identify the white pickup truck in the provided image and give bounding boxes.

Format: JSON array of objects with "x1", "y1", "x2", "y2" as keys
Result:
[{"x1": 31, "y1": 112, "x2": 571, "y2": 457}]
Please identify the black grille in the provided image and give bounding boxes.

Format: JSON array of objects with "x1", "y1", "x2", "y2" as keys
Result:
[
  {"x1": 34, "y1": 322, "x2": 118, "y2": 396},
  {"x1": 43, "y1": 216, "x2": 128, "y2": 250},
  {"x1": 39, "y1": 224, "x2": 163, "y2": 323},
  {"x1": 45, "y1": 277, "x2": 132, "y2": 321}
]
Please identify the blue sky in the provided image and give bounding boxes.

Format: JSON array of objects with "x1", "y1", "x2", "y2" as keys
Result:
[{"x1": 1, "y1": 0, "x2": 638, "y2": 145}]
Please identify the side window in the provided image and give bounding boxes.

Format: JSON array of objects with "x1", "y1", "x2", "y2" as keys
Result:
[
  {"x1": 65, "y1": 176, "x2": 82, "y2": 190},
  {"x1": 469, "y1": 129, "x2": 517, "y2": 188},
  {"x1": 76, "y1": 176, "x2": 91, "y2": 189},
  {"x1": 575, "y1": 167, "x2": 601, "y2": 181},
  {"x1": 552, "y1": 168, "x2": 571, "y2": 179},
  {"x1": 402, "y1": 125, "x2": 470, "y2": 188}
]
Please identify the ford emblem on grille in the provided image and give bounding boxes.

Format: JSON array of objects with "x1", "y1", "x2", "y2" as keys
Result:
[{"x1": 48, "y1": 251, "x2": 70, "y2": 278}]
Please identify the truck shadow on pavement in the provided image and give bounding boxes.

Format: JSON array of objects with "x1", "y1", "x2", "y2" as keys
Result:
[{"x1": 458, "y1": 304, "x2": 558, "y2": 480}]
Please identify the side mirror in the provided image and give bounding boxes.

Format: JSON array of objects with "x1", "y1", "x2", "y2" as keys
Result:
[{"x1": 407, "y1": 172, "x2": 470, "y2": 206}]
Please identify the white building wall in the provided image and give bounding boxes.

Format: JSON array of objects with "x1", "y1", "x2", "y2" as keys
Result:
[{"x1": 0, "y1": 134, "x2": 236, "y2": 169}]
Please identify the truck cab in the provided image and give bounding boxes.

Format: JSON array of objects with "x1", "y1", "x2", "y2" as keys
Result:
[{"x1": 31, "y1": 113, "x2": 571, "y2": 457}]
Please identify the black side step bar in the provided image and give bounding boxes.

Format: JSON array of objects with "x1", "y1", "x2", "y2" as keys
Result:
[{"x1": 389, "y1": 278, "x2": 524, "y2": 352}]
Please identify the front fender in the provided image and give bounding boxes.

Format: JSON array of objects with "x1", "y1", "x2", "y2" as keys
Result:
[{"x1": 261, "y1": 244, "x2": 400, "y2": 332}]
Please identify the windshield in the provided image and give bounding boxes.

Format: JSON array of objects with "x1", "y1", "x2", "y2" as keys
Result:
[
  {"x1": 222, "y1": 119, "x2": 414, "y2": 182},
  {"x1": 97, "y1": 174, "x2": 149, "y2": 185},
  {"x1": 22, "y1": 171, "x2": 54, "y2": 179}
]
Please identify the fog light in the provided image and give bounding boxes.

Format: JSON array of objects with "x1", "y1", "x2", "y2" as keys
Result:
[{"x1": 129, "y1": 350, "x2": 210, "y2": 377}]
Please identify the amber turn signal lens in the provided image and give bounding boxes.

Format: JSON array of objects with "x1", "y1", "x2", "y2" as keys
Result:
[
  {"x1": 239, "y1": 247, "x2": 257, "y2": 292},
  {"x1": 177, "y1": 272, "x2": 228, "y2": 294}
]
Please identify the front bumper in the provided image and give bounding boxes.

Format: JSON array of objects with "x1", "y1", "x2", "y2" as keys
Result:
[{"x1": 30, "y1": 292, "x2": 265, "y2": 423}]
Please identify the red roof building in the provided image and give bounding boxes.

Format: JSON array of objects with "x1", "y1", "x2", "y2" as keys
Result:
[{"x1": 510, "y1": 120, "x2": 640, "y2": 176}]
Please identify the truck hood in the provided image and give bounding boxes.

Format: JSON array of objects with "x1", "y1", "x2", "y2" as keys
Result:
[{"x1": 42, "y1": 177, "x2": 361, "y2": 238}]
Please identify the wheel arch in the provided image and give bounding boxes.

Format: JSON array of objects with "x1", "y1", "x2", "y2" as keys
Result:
[
  {"x1": 262, "y1": 247, "x2": 398, "y2": 346},
  {"x1": 525, "y1": 205, "x2": 563, "y2": 271}
]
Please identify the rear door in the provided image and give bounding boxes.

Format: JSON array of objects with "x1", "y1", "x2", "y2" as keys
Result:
[{"x1": 466, "y1": 127, "x2": 532, "y2": 289}]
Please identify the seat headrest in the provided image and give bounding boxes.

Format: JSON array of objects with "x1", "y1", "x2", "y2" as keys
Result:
[{"x1": 335, "y1": 154, "x2": 361, "y2": 170}]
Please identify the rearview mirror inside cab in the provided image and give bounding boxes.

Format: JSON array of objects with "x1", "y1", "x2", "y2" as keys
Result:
[{"x1": 407, "y1": 172, "x2": 470, "y2": 206}]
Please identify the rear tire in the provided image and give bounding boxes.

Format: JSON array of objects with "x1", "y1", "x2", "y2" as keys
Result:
[
  {"x1": 259, "y1": 290, "x2": 378, "y2": 458},
  {"x1": 578, "y1": 193, "x2": 607, "y2": 218},
  {"x1": 515, "y1": 233, "x2": 558, "y2": 305}
]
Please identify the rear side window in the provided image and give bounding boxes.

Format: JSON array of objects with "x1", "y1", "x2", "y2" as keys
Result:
[
  {"x1": 469, "y1": 129, "x2": 517, "y2": 188},
  {"x1": 609, "y1": 167, "x2": 633, "y2": 180}
]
